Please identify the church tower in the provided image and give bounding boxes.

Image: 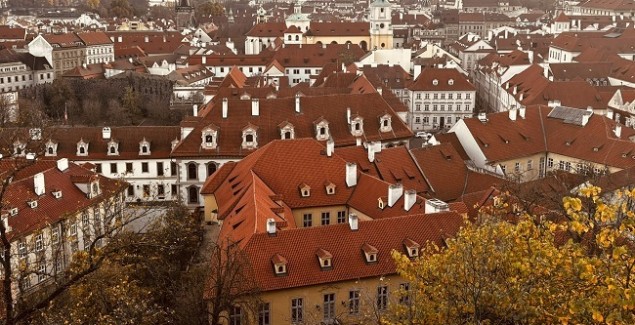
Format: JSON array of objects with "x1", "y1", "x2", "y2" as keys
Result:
[
  {"x1": 176, "y1": 0, "x2": 194, "y2": 31},
  {"x1": 369, "y1": 0, "x2": 393, "y2": 50}
]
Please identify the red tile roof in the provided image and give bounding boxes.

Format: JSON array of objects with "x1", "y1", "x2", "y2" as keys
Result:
[
  {"x1": 306, "y1": 22, "x2": 369, "y2": 36},
  {"x1": 409, "y1": 68, "x2": 475, "y2": 92},
  {"x1": 76, "y1": 31, "x2": 112, "y2": 46}
]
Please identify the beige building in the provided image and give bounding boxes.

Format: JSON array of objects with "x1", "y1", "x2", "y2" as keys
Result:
[{"x1": 369, "y1": 0, "x2": 393, "y2": 50}]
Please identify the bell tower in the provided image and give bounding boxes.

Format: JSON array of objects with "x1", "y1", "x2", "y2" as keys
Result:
[
  {"x1": 369, "y1": 0, "x2": 393, "y2": 50},
  {"x1": 176, "y1": 0, "x2": 194, "y2": 31}
]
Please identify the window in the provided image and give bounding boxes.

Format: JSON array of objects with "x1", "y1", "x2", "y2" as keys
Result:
[
  {"x1": 110, "y1": 163, "x2": 117, "y2": 174},
  {"x1": 291, "y1": 298, "x2": 304, "y2": 324},
  {"x1": 95, "y1": 163, "x2": 102, "y2": 173},
  {"x1": 258, "y1": 303, "x2": 270, "y2": 325},
  {"x1": 51, "y1": 227, "x2": 60, "y2": 244},
  {"x1": 547, "y1": 158, "x2": 554, "y2": 169},
  {"x1": 207, "y1": 163, "x2": 217, "y2": 176},
  {"x1": 171, "y1": 162, "x2": 177, "y2": 176},
  {"x1": 171, "y1": 184, "x2": 177, "y2": 197},
  {"x1": 127, "y1": 186, "x2": 134, "y2": 196},
  {"x1": 415, "y1": 104, "x2": 421, "y2": 111},
  {"x1": 187, "y1": 163, "x2": 197, "y2": 179},
  {"x1": 229, "y1": 306, "x2": 242, "y2": 325},
  {"x1": 423, "y1": 116, "x2": 429, "y2": 125},
  {"x1": 303, "y1": 214, "x2": 312, "y2": 227},
  {"x1": 501, "y1": 165, "x2": 506, "y2": 173},
  {"x1": 35, "y1": 233, "x2": 44, "y2": 252},
  {"x1": 377, "y1": 285, "x2": 388, "y2": 311},
  {"x1": 337, "y1": 211, "x2": 346, "y2": 224},
  {"x1": 321, "y1": 212, "x2": 330, "y2": 226},
  {"x1": 514, "y1": 162, "x2": 520, "y2": 173},
  {"x1": 559, "y1": 160, "x2": 566, "y2": 170},
  {"x1": 20, "y1": 276, "x2": 30, "y2": 291},
  {"x1": 69, "y1": 222, "x2": 77, "y2": 236},
  {"x1": 157, "y1": 162, "x2": 164, "y2": 176},
  {"x1": 188, "y1": 186, "x2": 199, "y2": 204},
  {"x1": 142, "y1": 162, "x2": 149, "y2": 173},
  {"x1": 324, "y1": 293, "x2": 335, "y2": 321},
  {"x1": 349, "y1": 290, "x2": 360, "y2": 314},
  {"x1": 126, "y1": 162, "x2": 133, "y2": 173},
  {"x1": 527, "y1": 160, "x2": 533, "y2": 170},
  {"x1": 38, "y1": 263, "x2": 46, "y2": 283},
  {"x1": 415, "y1": 116, "x2": 421, "y2": 124},
  {"x1": 18, "y1": 241, "x2": 26, "y2": 257},
  {"x1": 466, "y1": 93, "x2": 471, "y2": 99},
  {"x1": 399, "y1": 283, "x2": 411, "y2": 305},
  {"x1": 143, "y1": 185, "x2": 150, "y2": 197},
  {"x1": 416, "y1": 93, "x2": 421, "y2": 100},
  {"x1": 425, "y1": 93, "x2": 430, "y2": 99},
  {"x1": 457, "y1": 93, "x2": 462, "y2": 99},
  {"x1": 424, "y1": 104, "x2": 429, "y2": 111},
  {"x1": 157, "y1": 185, "x2": 165, "y2": 197}
]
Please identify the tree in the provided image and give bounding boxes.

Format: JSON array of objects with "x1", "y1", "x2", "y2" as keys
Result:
[
  {"x1": 195, "y1": 1, "x2": 225, "y2": 18},
  {"x1": 121, "y1": 86, "x2": 142, "y2": 125},
  {"x1": 109, "y1": 0, "x2": 134, "y2": 18},
  {"x1": 43, "y1": 79, "x2": 74, "y2": 120},
  {"x1": 81, "y1": 97, "x2": 103, "y2": 126},
  {"x1": 205, "y1": 241, "x2": 261, "y2": 325},
  {"x1": 86, "y1": 0, "x2": 100, "y2": 10},
  {"x1": 390, "y1": 185, "x2": 635, "y2": 324}
]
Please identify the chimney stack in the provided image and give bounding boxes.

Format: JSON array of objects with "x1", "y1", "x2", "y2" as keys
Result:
[
  {"x1": 607, "y1": 109, "x2": 614, "y2": 120},
  {"x1": 251, "y1": 98, "x2": 260, "y2": 116},
  {"x1": 509, "y1": 107, "x2": 517, "y2": 121},
  {"x1": 266, "y1": 218, "x2": 277, "y2": 236},
  {"x1": 367, "y1": 144, "x2": 375, "y2": 162},
  {"x1": 222, "y1": 98, "x2": 228, "y2": 118},
  {"x1": 326, "y1": 138, "x2": 334, "y2": 157},
  {"x1": 295, "y1": 93, "x2": 301, "y2": 113},
  {"x1": 387, "y1": 183, "x2": 404, "y2": 207},
  {"x1": 102, "y1": 127, "x2": 111, "y2": 139},
  {"x1": 346, "y1": 107, "x2": 351, "y2": 124},
  {"x1": 202, "y1": 56, "x2": 207, "y2": 65},
  {"x1": 614, "y1": 124, "x2": 622, "y2": 138},
  {"x1": 404, "y1": 189, "x2": 416, "y2": 211},
  {"x1": 56, "y1": 158, "x2": 69, "y2": 172},
  {"x1": 34, "y1": 172, "x2": 45, "y2": 196},
  {"x1": 519, "y1": 106, "x2": 526, "y2": 119},
  {"x1": 346, "y1": 162, "x2": 357, "y2": 187},
  {"x1": 348, "y1": 213, "x2": 358, "y2": 231},
  {"x1": 193, "y1": 104, "x2": 198, "y2": 117},
  {"x1": 425, "y1": 198, "x2": 449, "y2": 214}
]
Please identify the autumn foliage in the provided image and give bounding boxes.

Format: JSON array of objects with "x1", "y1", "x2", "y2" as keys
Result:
[{"x1": 390, "y1": 186, "x2": 635, "y2": 324}]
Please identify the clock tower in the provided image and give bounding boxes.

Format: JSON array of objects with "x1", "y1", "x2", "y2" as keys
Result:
[{"x1": 369, "y1": 0, "x2": 393, "y2": 50}]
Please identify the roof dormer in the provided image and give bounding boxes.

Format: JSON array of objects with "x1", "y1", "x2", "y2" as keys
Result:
[
  {"x1": 139, "y1": 138, "x2": 151, "y2": 155},
  {"x1": 107, "y1": 140, "x2": 119, "y2": 156},
  {"x1": 448, "y1": 79, "x2": 454, "y2": 86},
  {"x1": 45, "y1": 140, "x2": 58, "y2": 157},
  {"x1": 316, "y1": 248, "x2": 333, "y2": 270},
  {"x1": 325, "y1": 181, "x2": 336, "y2": 195},
  {"x1": 350, "y1": 115, "x2": 364, "y2": 137},
  {"x1": 242, "y1": 124, "x2": 259, "y2": 150},
  {"x1": 76, "y1": 138, "x2": 89, "y2": 156},
  {"x1": 271, "y1": 253, "x2": 288, "y2": 276},
  {"x1": 379, "y1": 113, "x2": 392, "y2": 133},
  {"x1": 52, "y1": 189, "x2": 62, "y2": 199},
  {"x1": 314, "y1": 117, "x2": 330, "y2": 141},
  {"x1": 432, "y1": 79, "x2": 439, "y2": 86},
  {"x1": 403, "y1": 238, "x2": 420, "y2": 258},
  {"x1": 299, "y1": 183, "x2": 311, "y2": 197},
  {"x1": 27, "y1": 199, "x2": 37, "y2": 209},
  {"x1": 279, "y1": 121, "x2": 295, "y2": 140},
  {"x1": 201, "y1": 124, "x2": 219, "y2": 150},
  {"x1": 362, "y1": 243, "x2": 378, "y2": 264},
  {"x1": 378, "y1": 197, "x2": 387, "y2": 210}
]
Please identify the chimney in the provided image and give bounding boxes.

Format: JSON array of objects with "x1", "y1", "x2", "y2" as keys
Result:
[
  {"x1": 117, "y1": 36, "x2": 122, "y2": 42},
  {"x1": 509, "y1": 107, "x2": 517, "y2": 121},
  {"x1": 34, "y1": 172, "x2": 45, "y2": 196},
  {"x1": 614, "y1": 124, "x2": 622, "y2": 138},
  {"x1": 346, "y1": 107, "x2": 351, "y2": 124},
  {"x1": 607, "y1": 109, "x2": 614, "y2": 120},
  {"x1": 251, "y1": 98, "x2": 260, "y2": 116},
  {"x1": 367, "y1": 144, "x2": 375, "y2": 162},
  {"x1": 519, "y1": 106, "x2": 526, "y2": 119},
  {"x1": 266, "y1": 218, "x2": 277, "y2": 236},
  {"x1": 348, "y1": 213, "x2": 358, "y2": 231},
  {"x1": 543, "y1": 64, "x2": 549, "y2": 78},
  {"x1": 404, "y1": 189, "x2": 416, "y2": 211},
  {"x1": 387, "y1": 183, "x2": 403, "y2": 207},
  {"x1": 202, "y1": 56, "x2": 207, "y2": 65},
  {"x1": 377, "y1": 87, "x2": 383, "y2": 95},
  {"x1": 326, "y1": 138, "x2": 334, "y2": 157},
  {"x1": 144, "y1": 35, "x2": 149, "y2": 42},
  {"x1": 356, "y1": 137, "x2": 362, "y2": 146},
  {"x1": 222, "y1": 98, "x2": 228, "y2": 118},
  {"x1": 192, "y1": 104, "x2": 198, "y2": 117},
  {"x1": 582, "y1": 110, "x2": 592, "y2": 126},
  {"x1": 425, "y1": 198, "x2": 449, "y2": 214},
  {"x1": 102, "y1": 127, "x2": 111, "y2": 139},
  {"x1": 346, "y1": 162, "x2": 357, "y2": 187},
  {"x1": 295, "y1": 93, "x2": 301, "y2": 113},
  {"x1": 56, "y1": 158, "x2": 69, "y2": 172}
]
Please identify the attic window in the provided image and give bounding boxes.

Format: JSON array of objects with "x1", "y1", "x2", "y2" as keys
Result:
[
  {"x1": 379, "y1": 115, "x2": 392, "y2": 133},
  {"x1": 432, "y1": 79, "x2": 439, "y2": 86},
  {"x1": 271, "y1": 254, "x2": 288, "y2": 276},
  {"x1": 10, "y1": 208, "x2": 17, "y2": 216},
  {"x1": 299, "y1": 183, "x2": 311, "y2": 197},
  {"x1": 362, "y1": 243, "x2": 378, "y2": 264},
  {"x1": 76, "y1": 140, "x2": 89, "y2": 156},
  {"x1": 201, "y1": 127, "x2": 218, "y2": 149},
  {"x1": 316, "y1": 248, "x2": 333, "y2": 270},
  {"x1": 325, "y1": 182, "x2": 336, "y2": 195},
  {"x1": 448, "y1": 79, "x2": 454, "y2": 85},
  {"x1": 27, "y1": 200, "x2": 37, "y2": 209},
  {"x1": 52, "y1": 190, "x2": 62, "y2": 199},
  {"x1": 242, "y1": 128, "x2": 258, "y2": 149},
  {"x1": 45, "y1": 141, "x2": 58, "y2": 157},
  {"x1": 107, "y1": 141, "x2": 119, "y2": 156},
  {"x1": 403, "y1": 238, "x2": 420, "y2": 258}
]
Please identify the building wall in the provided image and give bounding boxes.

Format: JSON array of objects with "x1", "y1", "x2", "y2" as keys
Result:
[
  {"x1": 0, "y1": 62, "x2": 32, "y2": 93},
  {"x1": 52, "y1": 47, "x2": 85, "y2": 77},
  {"x1": 290, "y1": 205, "x2": 350, "y2": 228},
  {"x1": 409, "y1": 89, "x2": 476, "y2": 131},
  {"x1": 86, "y1": 44, "x2": 114, "y2": 65}
]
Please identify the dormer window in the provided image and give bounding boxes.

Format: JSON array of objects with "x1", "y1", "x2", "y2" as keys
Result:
[
  {"x1": 350, "y1": 116, "x2": 364, "y2": 136},
  {"x1": 379, "y1": 114, "x2": 392, "y2": 133},
  {"x1": 139, "y1": 138, "x2": 150, "y2": 155},
  {"x1": 201, "y1": 125, "x2": 218, "y2": 149},
  {"x1": 432, "y1": 79, "x2": 439, "y2": 86},
  {"x1": 77, "y1": 139, "x2": 89, "y2": 156},
  {"x1": 316, "y1": 248, "x2": 333, "y2": 270},
  {"x1": 13, "y1": 140, "x2": 25, "y2": 156},
  {"x1": 52, "y1": 190, "x2": 62, "y2": 199},
  {"x1": 314, "y1": 118, "x2": 330, "y2": 141},
  {"x1": 242, "y1": 125, "x2": 259, "y2": 149},
  {"x1": 279, "y1": 122, "x2": 295, "y2": 140},
  {"x1": 448, "y1": 79, "x2": 454, "y2": 85},
  {"x1": 27, "y1": 200, "x2": 37, "y2": 209},
  {"x1": 362, "y1": 243, "x2": 378, "y2": 264},
  {"x1": 9, "y1": 208, "x2": 18, "y2": 216},
  {"x1": 107, "y1": 140, "x2": 119, "y2": 156},
  {"x1": 325, "y1": 182, "x2": 336, "y2": 195},
  {"x1": 299, "y1": 183, "x2": 311, "y2": 197},
  {"x1": 271, "y1": 253, "x2": 288, "y2": 276},
  {"x1": 45, "y1": 140, "x2": 58, "y2": 157},
  {"x1": 403, "y1": 238, "x2": 420, "y2": 258},
  {"x1": 378, "y1": 197, "x2": 387, "y2": 210}
]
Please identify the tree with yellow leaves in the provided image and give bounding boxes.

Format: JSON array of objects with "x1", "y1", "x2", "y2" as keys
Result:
[{"x1": 389, "y1": 185, "x2": 635, "y2": 324}]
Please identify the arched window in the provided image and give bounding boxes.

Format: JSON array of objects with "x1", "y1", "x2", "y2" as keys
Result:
[
  {"x1": 246, "y1": 134, "x2": 254, "y2": 143},
  {"x1": 48, "y1": 147, "x2": 53, "y2": 155},
  {"x1": 110, "y1": 146, "x2": 116, "y2": 154},
  {"x1": 187, "y1": 163, "x2": 197, "y2": 180},
  {"x1": 79, "y1": 147, "x2": 85, "y2": 154},
  {"x1": 284, "y1": 131, "x2": 292, "y2": 139},
  {"x1": 295, "y1": 35, "x2": 299, "y2": 41},
  {"x1": 205, "y1": 134, "x2": 213, "y2": 143},
  {"x1": 207, "y1": 163, "x2": 217, "y2": 177},
  {"x1": 188, "y1": 186, "x2": 199, "y2": 204}
]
